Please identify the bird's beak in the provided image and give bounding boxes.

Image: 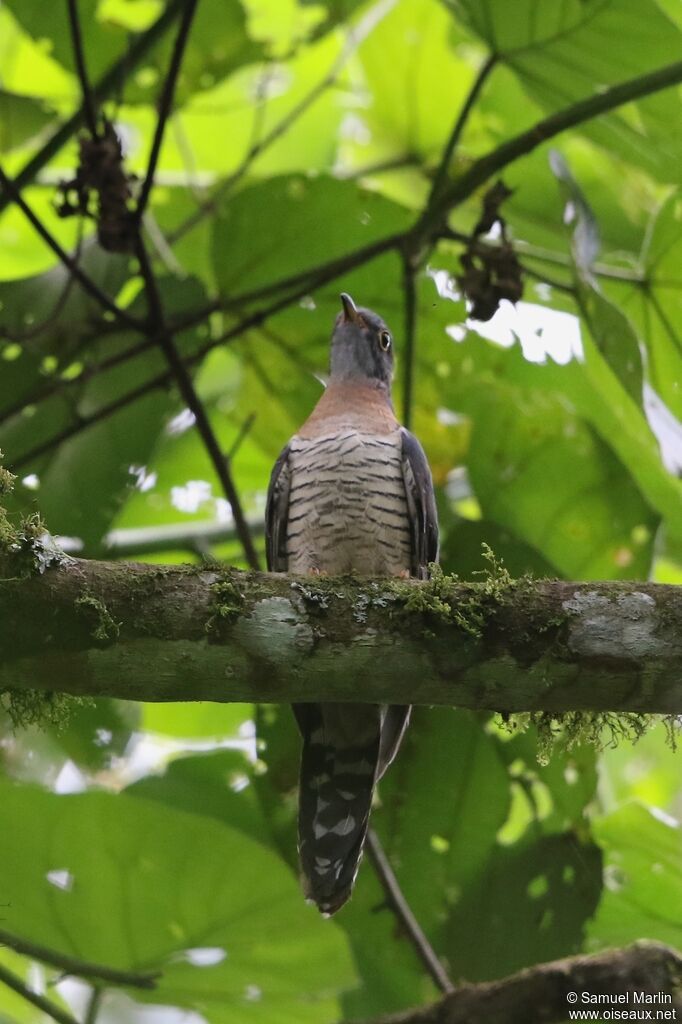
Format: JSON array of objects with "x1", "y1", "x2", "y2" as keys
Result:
[{"x1": 340, "y1": 292, "x2": 362, "y2": 324}]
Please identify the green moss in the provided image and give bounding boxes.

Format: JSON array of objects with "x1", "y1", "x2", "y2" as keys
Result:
[
  {"x1": 206, "y1": 578, "x2": 246, "y2": 635},
  {"x1": 0, "y1": 465, "x2": 15, "y2": 496},
  {"x1": 1, "y1": 689, "x2": 88, "y2": 732},
  {"x1": 401, "y1": 544, "x2": 531, "y2": 640},
  {"x1": 499, "y1": 710, "x2": 678, "y2": 766},
  {"x1": 75, "y1": 593, "x2": 121, "y2": 642}
]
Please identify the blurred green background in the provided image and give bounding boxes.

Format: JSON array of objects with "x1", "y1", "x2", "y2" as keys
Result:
[{"x1": 0, "y1": 0, "x2": 681, "y2": 1021}]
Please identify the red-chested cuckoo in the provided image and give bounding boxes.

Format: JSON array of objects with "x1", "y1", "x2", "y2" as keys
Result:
[{"x1": 265, "y1": 292, "x2": 438, "y2": 914}]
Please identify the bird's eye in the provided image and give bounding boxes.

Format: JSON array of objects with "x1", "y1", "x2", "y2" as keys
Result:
[{"x1": 379, "y1": 330, "x2": 392, "y2": 352}]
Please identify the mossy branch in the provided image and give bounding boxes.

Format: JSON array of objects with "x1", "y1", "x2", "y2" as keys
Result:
[{"x1": 1, "y1": 538, "x2": 682, "y2": 716}]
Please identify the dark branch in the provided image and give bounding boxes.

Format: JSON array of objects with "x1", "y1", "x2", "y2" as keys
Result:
[
  {"x1": 0, "y1": 961, "x2": 79, "y2": 1024},
  {"x1": 135, "y1": 238, "x2": 261, "y2": 570},
  {"x1": 66, "y1": 0, "x2": 99, "y2": 138},
  {"x1": 366, "y1": 830, "x2": 454, "y2": 995},
  {"x1": 136, "y1": 0, "x2": 199, "y2": 220},
  {"x1": 367, "y1": 941, "x2": 682, "y2": 1024},
  {"x1": 400, "y1": 254, "x2": 418, "y2": 430},
  {"x1": 428, "y1": 54, "x2": 497, "y2": 204},
  {"x1": 84, "y1": 988, "x2": 103, "y2": 1024},
  {"x1": 0, "y1": 927, "x2": 159, "y2": 990}
]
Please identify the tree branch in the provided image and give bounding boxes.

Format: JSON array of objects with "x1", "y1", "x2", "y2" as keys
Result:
[
  {"x1": 135, "y1": 238, "x2": 261, "y2": 570},
  {"x1": 365, "y1": 830, "x2": 454, "y2": 995},
  {"x1": 428, "y1": 54, "x2": 497, "y2": 205},
  {"x1": 0, "y1": 961, "x2": 79, "y2": 1024},
  {"x1": 400, "y1": 254, "x2": 418, "y2": 430},
  {"x1": 0, "y1": 0, "x2": 189, "y2": 216},
  {"x1": 135, "y1": 0, "x2": 199, "y2": 221},
  {"x1": 66, "y1": 0, "x2": 99, "y2": 138},
  {"x1": 0, "y1": 927, "x2": 159, "y2": 990},
  {"x1": 363, "y1": 941, "x2": 682, "y2": 1024},
  {"x1": 1, "y1": 554, "x2": 681, "y2": 713}
]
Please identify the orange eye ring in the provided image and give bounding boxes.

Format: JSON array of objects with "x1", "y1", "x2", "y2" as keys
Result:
[{"x1": 379, "y1": 330, "x2": 392, "y2": 352}]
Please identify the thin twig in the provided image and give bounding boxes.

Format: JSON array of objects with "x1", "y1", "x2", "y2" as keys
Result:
[
  {"x1": 0, "y1": 167, "x2": 141, "y2": 329},
  {"x1": 135, "y1": 0, "x2": 199, "y2": 220},
  {"x1": 226, "y1": 411, "x2": 257, "y2": 462},
  {"x1": 428, "y1": 53, "x2": 497, "y2": 203},
  {"x1": 0, "y1": 961, "x2": 80, "y2": 1024},
  {"x1": 0, "y1": 0, "x2": 188, "y2": 217},
  {"x1": 84, "y1": 986, "x2": 103, "y2": 1024},
  {"x1": 365, "y1": 829, "x2": 454, "y2": 995},
  {"x1": 66, "y1": 0, "x2": 100, "y2": 137},
  {"x1": 401, "y1": 254, "x2": 418, "y2": 430},
  {"x1": 0, "y1": 927, "x2": 159, "y2": 989},
  {"x1": 336, "y1": 154, "x2": 418, "y2": 181},
  {"x1": 135, "y1": 237, "x2": 261, "y2": 570}
]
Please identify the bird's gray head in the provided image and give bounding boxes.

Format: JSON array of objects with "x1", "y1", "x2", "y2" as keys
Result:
[{"x1": 329, "y1": 293, "x2": 394, "y2": 386}]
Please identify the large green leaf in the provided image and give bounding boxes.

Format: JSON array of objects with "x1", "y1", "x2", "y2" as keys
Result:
[
  {"x1": 587, "y1": 802, "x2": 682, "y2": 951},
  {"x1": 126, "y1": 749, "x2": 272, "y2": 846},
  {"x1": 212, "y1": 174, "x2": 412, "y2": 296},
  {"x1": 444, "y1": 0, "x2": 682, "y2": 182},
  {"x1": 430, "y1": 333, "x2": 657, "y2": 579},
  {"x1": 624, "y1": 192, "x2": 682, "y2": 422},
  {"x1": 0, "y1": 779, "x2": 356, "y2": 1023}
]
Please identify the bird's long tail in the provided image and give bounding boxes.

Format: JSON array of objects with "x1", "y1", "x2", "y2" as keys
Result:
[{"x1": 293, "y1": 702, "x2": 410, "y2": 915}]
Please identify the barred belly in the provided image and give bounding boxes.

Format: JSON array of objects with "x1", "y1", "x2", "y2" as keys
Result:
[{"x1": 286, "y1": 428, "x2": 412, "y2": 575}]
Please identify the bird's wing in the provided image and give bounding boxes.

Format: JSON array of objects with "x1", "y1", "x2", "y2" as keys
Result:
[
  {"x1": 400, "y1": 427, "x2": 439, "y2": 579},
  {"x1": 265, "y1": 443, "x2": 291, "y2": 572}
]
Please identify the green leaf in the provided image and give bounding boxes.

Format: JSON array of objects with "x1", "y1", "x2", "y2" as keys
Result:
[
  {"x1": 625, "y1": 191, "x2": 682, "y2": 421},
  {"x1": 549, "y1": 149, "x2": 644, "y2": 404},
  {"x1": 588, "y1": 803, "x2": 682, "y2": 950},
  {"x1": 126, "y1": 749, "x2": 272, "y2": 846},
  {"x1": 212, "y1": 174, "x2": 412, "y2": 297},
  {"x1": 0, "y1": 779, "x2": 357, "y2": 1022},
  {"x1": 439, "y1": 335, "x2": 656, "y2": 578},
  {"x1": 141, "y1": 701, "x2": 252, "y2": 740},
  {"x1": 444, "y1": 0, "x2": 682, "y2": 182},
  {"x1": 0, "y1": 89, "x2": 53, "y2": 153}
]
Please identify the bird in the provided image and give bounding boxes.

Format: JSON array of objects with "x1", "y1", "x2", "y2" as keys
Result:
[{"x1": 265, "y1": 292, "x2": 438, "y2": 914}]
